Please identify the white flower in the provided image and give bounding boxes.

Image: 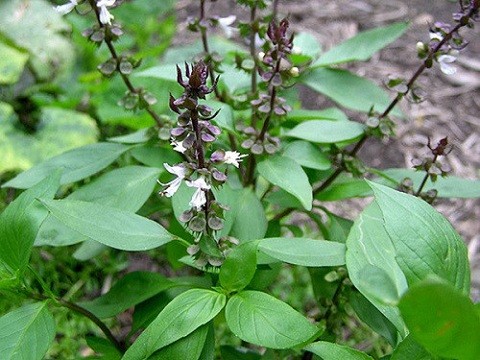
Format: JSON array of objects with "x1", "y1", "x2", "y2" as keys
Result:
[
  {"x1": 171, "y1": 139, "x2": 187, "y2": 154},
  {"x1": 438, "y1": 54, "x2": 457, "y2": 75},
  {"x1": 223, "y1": 151, "x2": 247, "y2": 168},
  {"x1": 218, "y1": 15, "x2": 237, "y2": 38},
  {"x1": 158, "y1": 163, "x2": 187, "y2": 197},
  {"x1": 186, "y1": 177, "x2": 211, "y2": 210},
  {"x1": 429, "y1": 32, "x2": 443, "y2": 42},
  {"x1": 97, "y1": 0, "x2": 115, "y2": 25},
  {"x1": 54, "y1": 0, "x2": 77, "y2": 15}
]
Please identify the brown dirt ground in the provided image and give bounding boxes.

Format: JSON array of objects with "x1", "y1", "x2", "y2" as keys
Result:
[{"x1": 174, "y1": 0, "x2": 480, "y2": 296}]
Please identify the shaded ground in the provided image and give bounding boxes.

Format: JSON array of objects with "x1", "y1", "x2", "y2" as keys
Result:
[{"x1": 174, "y1": 0, "x2": 480, "y2": 293}]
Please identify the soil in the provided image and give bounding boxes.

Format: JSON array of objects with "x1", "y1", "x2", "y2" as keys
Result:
[{"x1": 173, "y1": 0, "x2": 480, "y2": 295}]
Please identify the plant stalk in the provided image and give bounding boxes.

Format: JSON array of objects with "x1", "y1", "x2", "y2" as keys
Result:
[
  {"x1": 274, "y1": 8, "x2": 477, "y2": 221},
  {"x1": 87, "y1": 0, "x2": 163, "y2": 127}
]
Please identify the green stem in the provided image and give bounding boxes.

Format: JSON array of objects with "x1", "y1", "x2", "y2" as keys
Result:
[
  {"x1": 27, "y1": 291, "x2": 124, "y2": 353},
  {"x1": 273, "y1": 8, "x2": 476, "y2": 222},
  {"x1": 87, "y1": 0, "x2": 163, "y2": 127}
]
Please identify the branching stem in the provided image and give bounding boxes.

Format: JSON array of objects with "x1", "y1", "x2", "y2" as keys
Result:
[
  {"x1": 274, "y1": 7, "x2": 477, "y2": 221},
  {"x1": 27, "y1": 291, "x2": 124, "y2": 353},
  {"x1": 87, "y1": 0, "x2": 163, "y2": 127}
]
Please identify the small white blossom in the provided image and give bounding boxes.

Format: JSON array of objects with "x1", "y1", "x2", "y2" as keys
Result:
[
  {"x1": 158, "y1": 163, "x2": 187, "y2": 197},
  {"x1": 223, "y1": 151, "x2": 247, "y2": 168},
  {"x1": 171, "y1": 139, "x2": 187, "y2": 154},
  {"x1": 97, "y1": 0, "x2": 115, "y2": 25},
  {"x1": 186, "y1": 177, "x2": 211, "y2": 210},
  {"x1": 438, "y1": 54, "x2": 457, "y2": 75},
  {"x1": 429, "y1": 32, "x2": 443, "y2": 42},
  {"x1": 54, "y1": 0, "x2": 77, "y2": 15},
  {"x1": 218, "y1": 15, "x2": 237, "y2": 38}
]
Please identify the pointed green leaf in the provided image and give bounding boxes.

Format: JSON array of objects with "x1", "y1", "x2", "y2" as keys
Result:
[
  {"x1": 301, "y1": 68, "x2": 402, "y2": 116},
  {"x1": 220, "y1": 241, "x2": 259, "y2": 292},
  {"x1": 0, "y1": 302, "x2": 55, "y2": 360},
  {"x1": 229, "y1": 188, "x2": 268, "y2": 242},
  {"x1": 258, "y1": 156, "x2": 312, "y2": 210},
  {"x1": 3, "y1": 142, "x2": 131, "y2": 189},
  {"x1": 369, "y1": 182, "x2": 470, "y2": 294},
  {"x1": 36, "y1": 166, "x2": 161, "y2": 247},
  {"x1": 390, "y1": 335, "x2": 435, "y2": 360},
  {"x1": 79, "y1": 272, "x2": 175, "y2": 319},
  {"x1": 39, "y1": 199, "x2": 175, "y2": 251},
  {"x1": 304, "y1": 341, "x2": 374, "y2": 359},
  {"x1": 285, "y1": 120, "x2": 365, "y2": 144},
  {"x1": 350, "y1": 292, "x2": 398, "y2": 347},
  {"x1": 313, "y1": 22, "x2": 408, "y2": 67},
  {"x1": 399, "y1": 278, "x2": 480, "y2": 360},
  {"x1": 258, "y1": 238, "x2": 346, "y2": 267},
  {"x1": 346, "y1": 202, "x2": 408, "y2": 335},
  {"x1": 283, "y1": 141, "x2": 331, "y2": 170},
  {"x1": 0, "y1": 171, "x2": 60, "y2": 273},
  {"x1": 123, "y1": 289, "x2": 226, "y2": 359},
  {"x1": 148, "y1": 324, "x2": 209, "y2": 360},
  {"x1": 225, "y1": 291, "x2": 319, "y2": 349}
]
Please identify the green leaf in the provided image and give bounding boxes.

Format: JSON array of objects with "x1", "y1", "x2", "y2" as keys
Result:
[
  {"x1": 399, "y1": 278, "x2": 480, "y2": 360},
  {"x1": 36, "y1": 166, "x2": 161, "y2": 247},
  {"x1": 258, "y1": 238, "x2": 346, "y2": 267},
  {"x1": 283, "y1": 141, "x2": 331, "y2": 170},
  {"x1": 301, "y1": 68, "x2": 402, "y2": 116},
  {"x1": 265, "y1": 188, "x2": 303, "y2": 209},
  {"x1": 0, "y1": 41, "x2": 28, "y2": 84},
  {"x1": 315, "y1": 177, "x2": 371, "y2": 201},
  {"x1": 220, "y1": 346, "x2": 262, "y2": 360},
  {"x1": 0, "y1": 105, "x2": 99, "y2": 175},
  {"x1": 131, "y1": 144, "x2": 182, "y2": 169},
  {"x1": 39, "y1": 199, "x2": 175, "y2": 251},
  {"x1": 356, "y1": 265, "x2": 400, "y2": 305},
  {"x1": 229, "y1": 188, "x2": 268, "y2": 242},
  {"x1": 0, "y1": 302, "x2": 55, "y2": 360},
  {"x1": 220, "y1": 241, "x2": 259, "y2": 292},
  {"x1": 313, "y1": 22, "x2": 409, "y2": 67},
  {"x1": 258, "y1": 156, "x2": 312, "y2": 210},
  {"x1": 0, "y1": 0, "x2": 74, "y2": 79},
  {"x1": 203, "y1": 100, "x2": 235, "y2": 132},
  {"x1": 225, "y1": 290, "x2": 319, "y2": 349},
  {"x1": 73, "y1": 240, "x2": 107, "y2": 261},
  {"x1": 123, "y1": 289, "x2": 226, "y2": 360},
  {"x1": 346, "y1": 202, "x2": 408, "y2": 335},
  {"x1": 324, "y1": 211, "x2": 353, "y2": 243},
  {"x1": 85, "y1": 336, "x2": 122, "y2": 360},
  {"x1": 350, "y1": 291, "x2": 398, "y2": 347},
  {"x1": 108, "y1": 128, "x2": 153, "y2": 144},
  {"x1": 287, "y1": 107, "x2": 348, "y2": 122},
  {"x1": 69, "y1": 166, "x2": 160, "y2": 211},
  {"x1": 369, "y1": 182, "x2": 470, "y2": 294},
  {"x1": 3, "y1": 142, "x2": 130, "y2": 189},
  {"x1": 0, "y1": 172, "x2": 60, "y2": 273},
  {"x1": 390, "y1": 335, "x2": 435, "y2": 360},
  {"x1": 219, "y1": 64, "x2": 251, "y2": 93},
  {"x1": 293, "y1": 32, "x2": 322, "y2": 59},
  {"x1": 304, "y1": 341, "x2": 374, "y2": 359},
  {"x1": 135, "y1": 64, "x2": 178, "y2": 82},
  {"x1": 378, "y1": 168, "x2": 480, "y2": 198},
  {"x1": 79, "y1": 272, "x2": 175, "y2": 319},
  {"x1": 285, "y1": 120, "x2": 364, "y2": 144},
  {"x1": 148, "y1": 324, "x2": 209, "y2": 360}
]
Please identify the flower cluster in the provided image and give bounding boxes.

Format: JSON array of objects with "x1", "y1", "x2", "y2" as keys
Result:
[
  {"x1": 54, "y1": 0, "x2": 115, "y2": 25},
  {"x1": 160, "y1": 61, "x2": 246, "y2": 266},
  {"x1": 242, "y1": 18, "x2": 296, "y2": 154},
  {"x1": 416, "y1": 1, "x2": 479, "y2": 74}
]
